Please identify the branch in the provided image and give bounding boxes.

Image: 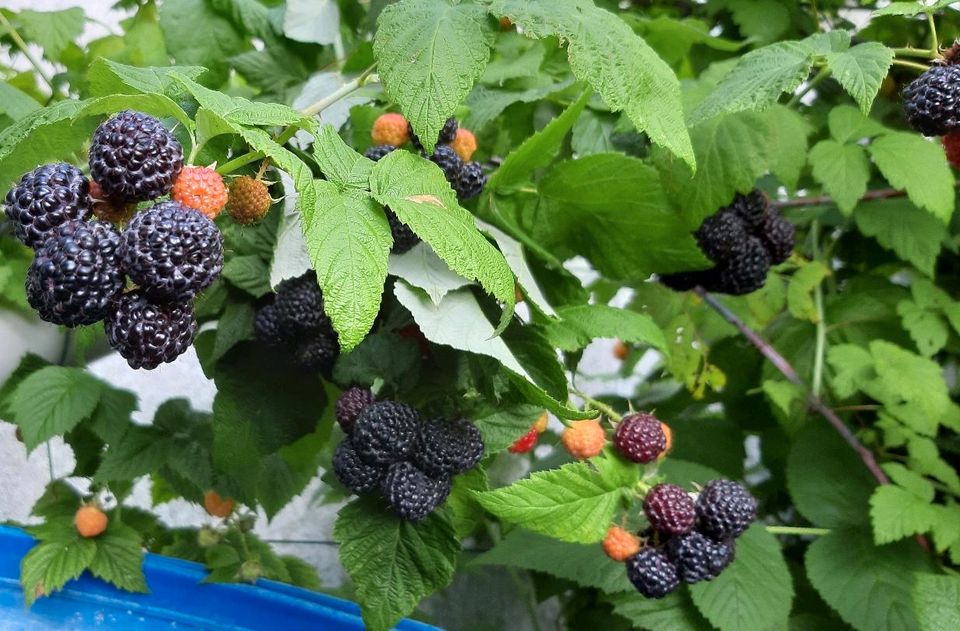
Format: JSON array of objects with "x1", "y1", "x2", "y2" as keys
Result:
[
  {"x1": 771, "y1": 186, "x2": 908, "y2": 210},
  {"x1": 693, "y1": 287, "x2": 891, "y2": 486}
]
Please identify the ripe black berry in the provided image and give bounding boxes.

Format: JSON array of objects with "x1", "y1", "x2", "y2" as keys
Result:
[
  {"x1": 336, "y1": 387, "x2": 377, "y2": 434},
  {"x1": 409, "y1": 117, "x2": 458, "y2": 151},
  {"x1": 254, "y1": 304, "x2": 284, "y2": 345},
  {"x1": 695, "y1": 210, "x2": 748, "y2": 263},
  {"x1": 625, "y1": 548, "x2": 680, "y2": 599},
  {"x1": 386, "y1": 209, "x2": 420, "y2": 254},
  {"x1": 89, "y1": 110, "x2": 183, "y2": 202},
  {"x1": 333, "y1": 439, "x2": 384, "y2": 494},
  {"x1": 696, "y1": 479, "x2": 757, "y2": 540},
  {"x1": 614, "y1": 413, "x2": 666, "y2": 464},
  {"x1": 293, "y1": 327, "x2": 339, "y2": 374},
  {"x1": 429, "y1": 145, "x2": 464, "y2": 186},
  {"x1": 658, "y1": 270, "x2": 706, "y2": 292},
  {"x1": 272, "y1": 272, "x2": 329, "y2": 335},
  {"x1": 104, "y1": 289, "x2": 197, "y2": 370},
  {"x1": 729, "y1": 190, "x2": 768, "y2": 230},
  {"x1": 381, "y1": 461, "x2": 451, "y2": 522},
  {"x1": 4, "y1": 163, "x2": 92, "y2": 249},
  {"x1": 665, "y1": 531, "x2": 735, "y2": 583},
  {"x1": 456, "y1": 162, "x2": 486, "y2": 200},
  {"x1": 352, "y1": 401, "x2": 420, "y2": 466},
  {"x1": 643, "y1": 483, "x2": 696, "y2": 535},
  {"x1": 26, "y1": 220, "x2": 124, "y2": 327},
  {"x1": 902, "y1": 64, "x2": 960, "y2": 136},
  {"x1": 119, "y1": 201, "x2": 223, "y2": 301},
  {"x1": 364, "y1": 144, "x2": 396, "y2": 162},
  {"x1": 759, "y1": 214, "x2": 795, "y2": 265},
  {"x1": 709, "y1": 236, "x2": 770, "y2": 296},
  {"x1": 414, "y1": 418, "x2": 485, "y2": 477}
]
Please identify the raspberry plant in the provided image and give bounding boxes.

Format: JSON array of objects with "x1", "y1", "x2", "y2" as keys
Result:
[{"x1": 1, "y1": 1, "x2": 960, "y2": 630}]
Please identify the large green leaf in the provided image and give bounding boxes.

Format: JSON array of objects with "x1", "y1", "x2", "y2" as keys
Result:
[
  {"x1": 853, "y1": 198, "x2": 947, "y2": 277},
  {"x1": 825, "y1": 43, "x2": 894, "y2": 115},
  {"x1": 489, "y1": 0, "x2": 694, "y2": 167},
  {"x1": 86, "y1": 58, "x2": 207, "y2": 98},
  {"x1": 17, "y1": 8, "x2": 85, "y2": 61},
  {"x1": 20, "y1": 538, "x2": 97, "y2": 607},
  {"x1": 9, "y1": 367, "x2": 103, "y2": 451},
  {"x1": 544, "y1": 304, "x2": 667, "y2": 352},
  {"x1": 808, "y1": 140, "x2": 870, "y2": 215},
  {"x1": 88, "y1": 524, "x2": 148, "y2": 593},
  {"x1": 913, "y1": 574, "x2": 960, "y2": 631},
  {"x1": 868, "y1": 133, "x2": 955, "y2": 223},
  {"x1": 159, "y1": 0, "x2": 247, "y2": 84},
  {"x1": 334, "y1": 497, "x2": 460, "y2": 631},
  {"x1": 374, "y1": 0, "x2": 494, "y2": 153},
  {"x1": 609, "y1": 591, "x2": 713, "y2": 631}
]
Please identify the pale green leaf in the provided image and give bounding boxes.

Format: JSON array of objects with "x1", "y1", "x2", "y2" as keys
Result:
[
  {"x1": 0, "y1": 82, "x2": 40, "y2": 121},
  {"x1": 388, "y1": 243, "x2": 471, "y2": 306},
  {"x1": 88, "y1": 525, "x2": 148, "y2": 593},
  {"x1": 312, "y1": 124, "x2": 373, "y2": 190},
  {"x1": 472, "y1": 404, "x2": 545, "y2": 454},
  {"x1": 477, "y1": 220, "x2": 557, "y2": 317},
  {"x1": 872, "y1": 2, "x2": 928, "y2": 17},
  {"x1": 869, "y1": 485, "x2": 938, "y2": 544},
  {"x1": 825, "y1": 43, "x2": 894, "y2": 115},
  {"x1": 897, "y1": 299, "x2": 949, "y2": 357},
  {"x1": 172, "y1": 73, "x2": 314, "y2": 131},
  {"x1": 9, "y1": 367, "x2": 102, "y2": 451},
  {"x1": 18, "y1": 8, "x2": 85, "y2": 61},
  {"x1": 913, "y1": 574, "x2": 960, "y2": 631},
  {"x1": 20, "y1": 539, "x2": 97, "y2": 606},
  {"x1": 609, "y1": 591, "x2": 713, "y2": 631},
  {"x1": 545, "y1": 304, "x2": 667, "y2": 352},
  {"x1": 808, "y1": 140, "x2": 870, "y2": 215},
  {"x1": 828, "y1": 104, "x2": 889, "y2": 143},
  {"x1": 160, "y1": 0, "x2": 246, "y2": 84},
  {"x1": 868, "y1": 133, "x2": 955, "y2": 223},
  {"x1": 854, "y1": 198, "x2": 947, "y2": 276},
  {"x1": 77, "y1": 93, "x2": 194, "y2": 134},
  {"x1": 283, "y1": 0, "x2": 340, "y2": 45},
  {"x1": 374, "y1": 0, "x2": 494, "y2": 153},
  {"x1": 787, "y1": 260, "x2": 830, "y2": 323},
  {"x1": 86, "y1": 58, "x2": 207, "y2": 98}
]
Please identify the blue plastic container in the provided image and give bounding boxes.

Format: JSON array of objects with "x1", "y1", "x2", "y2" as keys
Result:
[{"x1": 0, "y1": 526, "x2": 439, "y2": 630}]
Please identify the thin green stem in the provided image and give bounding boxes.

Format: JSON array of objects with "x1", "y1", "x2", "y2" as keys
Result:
[
  {"x1": 892, "y1": 58, "x2": 932, "y2": 72},
  {"x1": 786, "y1": 68, "x2": 831, "y2": 108},
  {"x1": 299, "y1": 69, "x2": 379, "y2": 118},
  {"x1": 927, "y1": 10, "x2": 940, "y2": 58},
  {"x1": 811, "y1": 221, "x2": 827, "y2": 399},
  {"x1": 892, "y1": 46, "x2": 938, "y2": 59},
  {"x1": 216, "y1": 150, "x2": 265, "y2": 176},
  {"x1": 0, "y1": 12, "x2": 57, "y2": 94},
  {"x1": 570, "y1": 387, "x2": 622, "y2": 422},
  {"x1": 766, "y1": 526, "x2": 831, "y2": 536}
]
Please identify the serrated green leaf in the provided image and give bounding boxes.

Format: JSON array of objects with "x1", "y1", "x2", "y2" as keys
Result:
[
  {"x1": 0, "y1": 82, "x2": 40, "y2": 121},
  {"x1": 872, "y1": 2, "x2": 928, "y2": 17},
  {"x1": 77, "y1": 93, "x2": 194, "y2": 134},
  {"x1": 222, "y1": 255, "x2": 272, "y2": 298},
  {"x1": 808, "y1": 140, "x2": 870, "y2": 215},
  {"x1": 869, "y1": 485, "x2": 938, "y2": 544},
  {"x1": 692, "y1": 41, "x2": 813, "y2": 123},
  {"x1": 609, "y1": 591, "x2": 713, "y2": 631},
  {"x1": 829, "y1": 104, "x2": 890, "y2": 143},
  {"x1": 17, "y1": 8, "x2": 85, "y2": 61},
  {"x1": 472, "y1": 404, "x2": 544, "y2": 453},
  {"x1": 374, "y1": 0, "x2": 494, "y2": 153},
  {"x1": 538, "y1": 153, "x2": 709, "y2": 277},
  {"x1": 913, "y1": 574, "x2": 960, "y2": 631},
  {"x1": 545, "y1": 304, "x2": 667, "y2": 352},
  {"x1": 88, "y1": 524, "x2": 148, "y2": 593},
  {"x1": 854, "y1": 198, "x2": 946, "y2": 276},
  {"x1": 172, "y1": 73, "x2": 313, "y2": 131},
  {"x1": 689, "y1": 524, "x2": 794, "y2": 631},
  {"x1": 488, "y1": 88, "x2": 590, "y2": 191},
  {"x1": 334, "y1": 497, "x2": 460, "y2": 631},
  {"x1": 897, "y1": 299, "x2": 949, "y2": 357},
  {"x1": 370, "y1": 150, "x2": 514, "y2": 307},
  {"x1": 472, "y1": 528, "x2": 633, "y2": 594},
  {"x1": 868, "y1": 133, "x2": 955, "y2": 223},
  {"x1": 160, "y1": 0, "x2": 247, "y2": 85},
  {"x1": 475, "y1": 458, "x2": 638, "y2": 543},
  {"x1": 490, "y1": 0, "x2": 694, "y2": 167},
  {"x1": 20, "y1": 538, "x2": 97, "y2": 607},
  {"x1": 9, "y1": 367, "x2": 102, "y2": 451},
  {"x1": 96, "y1": 427, "x2": 174, "y2": 482},
  {"x1": 787, "y1": 260, "x2": 830, "y2": 323},
  {"x1": 86, "y1": 58, "x2": 207, "y2": 98},
  {"x1": 765, "y1": 105, "x2": 811, "y2": 191},
  {"x1": 825, "y1": 43, "x2": 894, "y2": 115},
  {"x1": 303, "y1": 181, "x2": 390, "y2": 351},
  {"x1": 312, "y1": 125, "x2": 373, "y2": 191},
  {"x1": 806, "y1": 528, "x2": 933, "y2": 631}
]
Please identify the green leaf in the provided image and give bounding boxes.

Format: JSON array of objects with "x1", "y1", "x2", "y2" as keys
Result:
[
  {"x1": 311, "y1": 125, "x2": 373, "y2": 191},
  {"x1": 369, "y1": 150, "x2": 514, "y2": 307},
  {"x1": 222, "y1": 255, "x2": 272, "y2": 298},
  {"x1": 692, "y1": 41, "x2": 813, "y2": 123},
  {"x1": 9, "y1": 367, "x2": 102, "y2": 451},
  {"x1": 472, "y1": 404, "x2": 544, "y2": 454},
  {"x1": 806, "y1": 528, "x2": 934, "y2": 631},
  {"x1": 868, "y1": 133, "x2": 955, "y2": 223},
  {"x1": 172, "y1": 73, "x2": 313, "y2": 131},
  {"x1": 96, "y1": 427, "x2": 173, "y2": 482},
  {"x1": 808, "y1": 140, "x2": 870, "y2": 215},
  {"x1": 609, "y1": 591, "x2": 713, "y2": 631},
  {"x1": 475, "y1": 457, "x2": 638, "y2": 543},
  {"x1": 88, "y1": 524, "x2": 148, "y2": 593},
  {"x1": 897, "y1": 298, "x2": 949, "y2": 357},
  {"x1": 873, "y1": 2, "x2": 928, "y2": 17},
  {"x1": 689, "y1": 524, "x2": 794, "y2": 631},
  {"x1": 787, "y1": 260, "x2": 830, "y2": 323},
  {"x1": 825, "y1": 43, "x2": 894, "y2": 115},
  {"x1": 491, "y1": 0, "x2": 694, "y2": 167},
  {"x1": 374, "y1": 0, "x2": 494, "y2": 154},
  {"x1": 159, "y1": 0, "x2": 247, "y2": 85},
  {"x1": 447, "y1": 466, "x2": 488, "y2": 538},
  {"x1": 545, "y1": 304, "x2": 667, "y2": 352},
  {"x1": 829, "y1": 104, "x2": 889, "y2": 143},
  {"x1": 488, "y1": 88, "x2": 590, "y2": 191},
  {"x1": 389, "y1": 243, "x2": 472, "y2": 305},
  {"x1": 303, "y1": 181, "x2": 391, "y2": 351},
  {"x1": 477, "y1": 220, "x2": 556, "y2": 317},
  {"x1": 20, "y1": 538, "x2": 97, "y2": 606},
  {"x1": 786, "y1": 421, "x2": 876, "y2": 527},
  {"x1": 538, "y1": 153, "x2": 709, "y2": 278},
  {"x1": 334, "y1": 330, "x2": 421, "y2": 391},
  {"x1": 854, "y1": 198, "x2": 946, "y2": 277},
  {"x1": 334, "y1": 497, "x2": 460, "y2": 631},
  {"x1": 472, "y1": 528, "x2": 633, "y2": 594},
  {"x1": 18, "y1": 8, "x2": 85, "y2": 61},
  {"x1": 86, "y1": 58, "x2": 207, "y2": 98},
  {"x1": 869, "y1": 484, "x2": 938, "y2": 545},
  {"x1": 77, "y1": 93, "x2": 194, "y2": 134},
  {"x1": 913, "y1": 574, "x2": 960, "y2": 631},
  {"x1": 0, "y1": 82, "x2": 40, "y2": 121}
]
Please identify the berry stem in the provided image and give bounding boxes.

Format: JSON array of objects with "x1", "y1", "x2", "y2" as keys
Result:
[
  {"x1": 216, "y1": 151, "x2": 266, "y2": 176},
  {"x1": 810, "y1": 220, "x2": 827, "y2": 399},
  {"x1": 765, "y1": 526, "x2": 831, "y2": 536},
  {"x1": 570, "y1": 387, "x2": 623, "y2": 422},
  {"x1": 891, "y1": 58, "x2": 931, "y2": 72},
  {"x1": 299, "y1": 67, "x2": 380, "y2": 118},
  {"x1": 0, "y1": 12, "x2": 58, "y2": 97},
  {"x1": 892, "y1": 46, "x2": 939, "y2": 59},
  {"x1": 926, "y1": 10, "x2": 940, "y2": 59},
  {"x1": 693, "y1": 287, "x2": 891, "y2": 487}
]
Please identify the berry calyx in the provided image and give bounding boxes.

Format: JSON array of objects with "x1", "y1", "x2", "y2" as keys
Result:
[
  {"x1": 603, "y1": 526, "x2": 641, "y2": 562},
  {"x1": 614, "y1": 412, "x2": 667, "y2": 464},
  {"x1": 227, "y1": 176, "x2": 272, "y2": 225},
  {"x1": 561, "y1": 419, "x2": 606, "y2": 460},
  {"x1": 695, "y1": 479, "x2": 757, "y2": 540},
  {"x1": 171, "y1": 166, "x2": 228, "y2": 219},
  {"x1": 450, "y1": 128, "x2": 477, "y2": 161},
  {"x1": 371, "y1": 113, "x2": 410, "y2": 147},
  {"x1": 336, "y1": 387, "x2": 377, "y2": 434},
  {"x1": 643, "y1": 483, "x2": 696, "y2": 535},
  {"x1": 508, "y1": 427, "x2": 539, "y2": 454},
  {"x1": 625, "y1": 548, "x2": 679, "y2": 599},
  {"x1": 204, "y1": 490, "x2": 235, "y2": 518},
  {"x1": 533, "y1": 412, "x2": 549, "y2": 434},
  {"x1": 75, "y1": 505, "x2": 108, "y2": 538},
  {"x1": 944, "y1": 130, "x2": 960, "y2": 169}
]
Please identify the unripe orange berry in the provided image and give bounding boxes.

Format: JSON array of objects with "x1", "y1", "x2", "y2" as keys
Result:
[
  {"x1": 372, "y1": 113, "x2": 410, "y2": 146},
  {"x1": 533, "y1": 412, "x2": 549, "y2": 434},
  {"x1": 561, "y1": 419, "x2": 606, "y2": 459},
  {"x1": 204, "y1": 490, "x2": 235, "y2": 519},
  {"x1": 613, "y1": 340, "x2": 630, "y2": 361},
  {"x1": 171, "y1": 166, "x2": 228, "y2": 219},
  {"x1": 227, "y1": 176, "x2": 272, "y2": 224},
  {"x1": 450, "y1": 128, "x2": 477, "y2": 161},
  {"x1": 74, "y1": 505, "x2": 108, "y2": 538},
  {"x1": 602, "y1": 526, "x2": 641, "y2": 562},
  {"x1": 499, "y1": 16, "x2": 513, "y2": 30},
  {"x1": 661, "y1": 422, "x2": 673, "y2": 456}
]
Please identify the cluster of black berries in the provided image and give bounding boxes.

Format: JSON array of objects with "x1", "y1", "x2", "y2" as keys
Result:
[
  {"x1": 332, "y1": 387, "x2": 484, "y2": 521},
  {"x1": 625, "y1": 480, "x2": 757, "y2": 598},
  {"x1": 365, "y1": 117, "x2": 486, "y2": 254},
  {"x1": 3, "y1": 111, "x2": 222, "y2": 370},
  {"x1": 254, "y1": 271, "x2": 340, "y2": 374},
  {"x1": 903, "y1": 56, "x2": 960, "y2": 137},
  {"x1": 660, "y1": 191, "x2": 794, "y2": 296}
]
